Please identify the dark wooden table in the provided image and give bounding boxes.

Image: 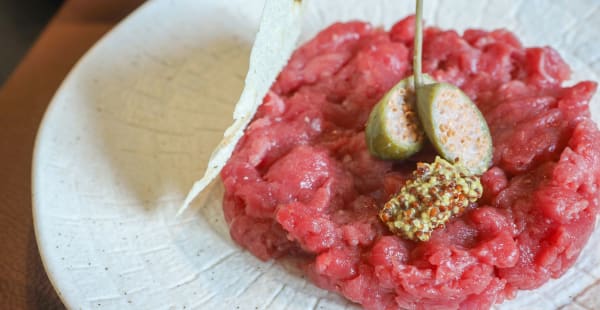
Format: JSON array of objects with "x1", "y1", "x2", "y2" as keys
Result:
[{"x1": 0, "y1": 1, "x2": 145, "y2": 308}]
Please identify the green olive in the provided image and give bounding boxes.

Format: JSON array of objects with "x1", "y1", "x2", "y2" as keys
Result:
[
  {"x1": 416, "y1": 82, "x2": 493, "y2": 175},
  {"x1": 365, "y1": 75, "x2": 435, "y2": 160}
]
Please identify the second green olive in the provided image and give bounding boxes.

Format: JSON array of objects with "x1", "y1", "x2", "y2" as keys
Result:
[
  {"x1": 366, "y1": 75, "x2": 435, "y2": 160},
  {"x1": 416, "y1": 82, "x2": 493, "y2": 175}
]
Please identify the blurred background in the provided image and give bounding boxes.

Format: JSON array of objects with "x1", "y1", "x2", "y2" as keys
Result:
[{"x1": 0, "y1": 0, "x2": 64, "y2": 84}]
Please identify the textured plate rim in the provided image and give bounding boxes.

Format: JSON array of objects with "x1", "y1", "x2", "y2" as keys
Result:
[{"x1": 31, "y1": 1, "x2": 156, "y2": 308}]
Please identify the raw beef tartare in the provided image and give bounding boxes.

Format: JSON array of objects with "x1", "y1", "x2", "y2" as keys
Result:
[{"x1": 221, "y1": 16, "x2": 600, "y2": 309}]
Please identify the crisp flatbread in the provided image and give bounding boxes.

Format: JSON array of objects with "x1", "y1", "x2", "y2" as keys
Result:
[{"x1": 178, "y1": 0, "x2": 305, "y2": 215}]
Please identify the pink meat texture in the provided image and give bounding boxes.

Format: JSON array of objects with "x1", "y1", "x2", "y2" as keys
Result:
[{"x1": 221, "y1": 16, "x2": 600, "y2": 309}]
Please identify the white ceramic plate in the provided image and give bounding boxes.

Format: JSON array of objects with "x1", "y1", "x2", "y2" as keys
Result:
[{"x1": 33, "y1": 1, "x2": 600, "y2": 309}]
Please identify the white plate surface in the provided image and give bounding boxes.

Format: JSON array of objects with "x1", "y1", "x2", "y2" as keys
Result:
[{"x1": 33, "y1": 0, "x2": 600, "y2": 309}]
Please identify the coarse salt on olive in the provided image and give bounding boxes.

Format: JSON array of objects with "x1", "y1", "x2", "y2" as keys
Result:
[
  {"x1": 416, "y1": 82, "x2": 493, "y2": 175},
  {"x1": 365, "y1": 75, "x2": 435, "y2": 160}
]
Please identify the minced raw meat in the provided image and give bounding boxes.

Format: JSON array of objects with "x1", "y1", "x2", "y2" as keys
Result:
[{"x1": 220, "y1": 16, "x2": 600, "y2": 309}]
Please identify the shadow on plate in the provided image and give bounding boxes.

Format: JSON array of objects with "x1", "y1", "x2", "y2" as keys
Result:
[{"x1": 80, "y1": 34, "x2": 251, "y2": 241}]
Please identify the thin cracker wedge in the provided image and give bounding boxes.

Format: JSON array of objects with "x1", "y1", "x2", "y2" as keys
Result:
[{"x1": 178, "y1": 0, "x2": 305, "y2": 215}]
